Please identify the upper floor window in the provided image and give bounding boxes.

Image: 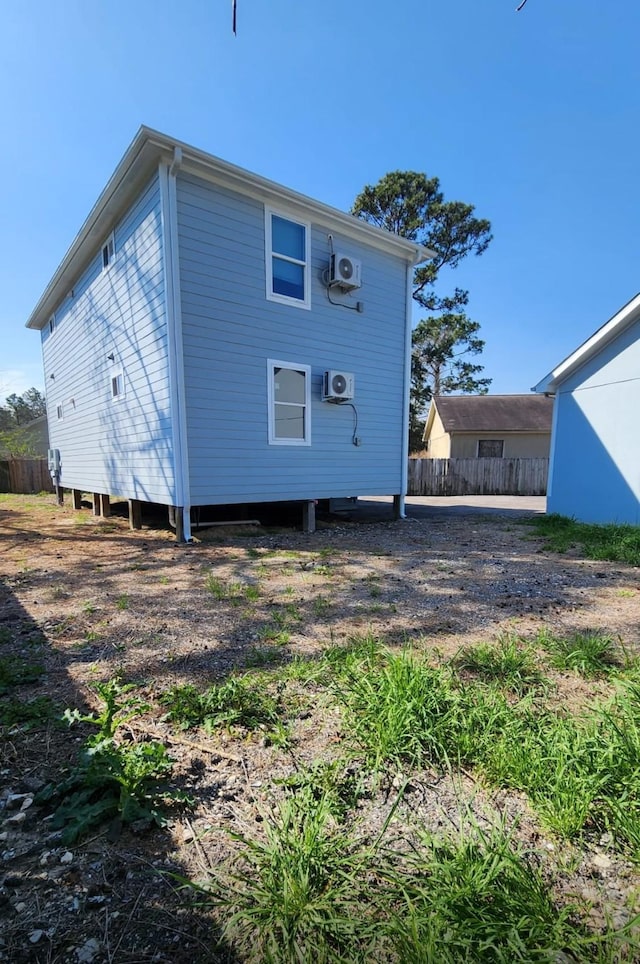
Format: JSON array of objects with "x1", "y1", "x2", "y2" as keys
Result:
[
  {"x1": 267, "y1": 360, "x2": 311, "y2": 445},
  {"x1": 102, "y1": 232, "x2": 115, "y2": 271},
  {"x1": 110, "y1": 370, "x2": 124, "y2": 401},
  {"x1": 265, "y1": 209, "x2": 310, "y2": 309},
  {"x1": 48, "y1": 315, "x2": 56, "y2": 335}
]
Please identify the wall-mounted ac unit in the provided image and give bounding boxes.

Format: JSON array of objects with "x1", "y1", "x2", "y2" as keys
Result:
[
  {"x1": 323, "y1": 370, "x2": 355, "y2": 402},
  {"x1": 329, "y1": 253, "x2": 362, "y2": 291}
]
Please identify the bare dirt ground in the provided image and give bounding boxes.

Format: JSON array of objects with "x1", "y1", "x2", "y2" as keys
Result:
[{"x1": 1, "y1": 493, "x2": 640, "y2": 963}]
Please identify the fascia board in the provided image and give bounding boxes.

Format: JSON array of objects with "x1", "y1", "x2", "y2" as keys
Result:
[
  {"x1": 532, "y1": 291, "x2": 640, "y2": 395},
  {"x1": 26, "y1": 126, "x2": 434, "y2": 330}
]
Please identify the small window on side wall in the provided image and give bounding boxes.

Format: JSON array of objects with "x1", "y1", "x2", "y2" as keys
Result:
[
  {"x1": 48, "y1": 315, "x2": 56, "y2": 335},
  {"x1": 478, "y1": 439, "x2": 504, "y2": 458},
  {"x1": 267, "y1": 359, "x2": 311, "y2": 445},
  {"x1": 102, "y1": 232, "x2": 115, "y2": 271},
  {"x1": 110, "y1": 370, "x2": 124, "y2": 401},
  {"x1": 56, "y1": 404, "x2": 63, "y2": 421},
  {"x1": 265, "y1": 209, "x2": 310, "y2": 309}
]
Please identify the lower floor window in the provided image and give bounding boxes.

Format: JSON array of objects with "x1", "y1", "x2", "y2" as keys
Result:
[
  {"x1": 267, "y1": 359, "x2": 311, "y2": 445},
  {"x1": 478, "y1": 439, "x2": 504, "y2": 458}
]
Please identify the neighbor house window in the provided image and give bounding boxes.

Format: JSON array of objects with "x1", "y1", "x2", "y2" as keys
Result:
[
  {"x1": 102, "y1": 232, "x2": 115, "y2": 270},
  {"x1": 267, "y1": 359, "x2": 311, "y2": 445},
  {"x1": 110, "y1": 370, "x2": 124, "y2": 400},
  {"x1": 265, "y1": 209, "x2": 310, "y2": 309},
  {"x1": 478, "y1": 439, "x2": 504, "y2": 458}
]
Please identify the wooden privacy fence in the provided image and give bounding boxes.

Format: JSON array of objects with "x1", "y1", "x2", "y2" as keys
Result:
[
  {"x1": 0, "y1": 459, "x2": 54, "y2": 494},
  {"x1": 408, "y1": 457, "x2": 549, "y2": 497}
]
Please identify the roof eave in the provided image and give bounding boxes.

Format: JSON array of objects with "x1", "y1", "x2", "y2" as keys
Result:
[
  {"x1": 26, "y1": 126, "x2": 434, "y2": 330},
  {"x1": 533, "y1": 291, "x2": 640, "y2": 395}
]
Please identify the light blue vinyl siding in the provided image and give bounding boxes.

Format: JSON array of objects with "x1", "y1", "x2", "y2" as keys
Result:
[
  {"x1": 176, "y1": 172, "x2": 409, "y2": 505},
  {"x1": 42, "y1": 174, "x2": 175, "y2": 503},
  {"x1": 547, "y1": 318, "x2": 640, "y2": 525}
]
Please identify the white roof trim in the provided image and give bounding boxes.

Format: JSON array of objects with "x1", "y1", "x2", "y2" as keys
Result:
[
  {"x1": 26, "y1": 126, "x2": 435, "y2": 330},
  {"x1": 532, "y1": 291, "x2": 640, "y2": 394}
]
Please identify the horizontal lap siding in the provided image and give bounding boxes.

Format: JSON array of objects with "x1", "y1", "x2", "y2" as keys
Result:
[
  {"x1": 177, "y1": 173, "x2": 408, "y2": 505},
  {"x1": 42, "y1": 175, "x2": 175, "y2": 503},
  {"x1": 549, "y1": 320, "x2": 640, "y2": 524}
]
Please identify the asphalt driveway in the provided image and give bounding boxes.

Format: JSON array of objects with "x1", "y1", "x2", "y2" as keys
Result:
[{"x1": 356, "y1": 494, "x2": 546, "y2": 520}]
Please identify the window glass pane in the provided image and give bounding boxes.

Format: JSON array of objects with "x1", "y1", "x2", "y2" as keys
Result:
[
  {"x1": 273, "y1": 257, "x2": 304, "y2": 300},
  {"x1": 274, "y1": 367, "x2": 306, "y2": 404},
  {"x1": 478, "y1": 439, "x2": 504, "y2": 458},
  {"x1": 272, "y1": 216, "x2": 305, "y2": 261},
  {"x1": 275, "y1": 403, "x2": 305, "y2": 439}
]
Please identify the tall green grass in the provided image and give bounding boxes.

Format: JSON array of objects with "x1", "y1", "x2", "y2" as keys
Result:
[
  {"x1": 330, "y1": 641, "x2": 640, "y2": 854},
  {"x1": 203, "y1": 787, "x2": 635, "y2": 962},
  {"x1": 527, "y1": 513, "x2": 640, "y2": 566}
]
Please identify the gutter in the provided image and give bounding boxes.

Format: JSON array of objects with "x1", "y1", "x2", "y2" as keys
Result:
[
  {"x1": 159, "y1": 149, "x2": 192, "y2": 542},
  {"x1": 398, "y1": 261, "x2": 414, "y2": 518}
]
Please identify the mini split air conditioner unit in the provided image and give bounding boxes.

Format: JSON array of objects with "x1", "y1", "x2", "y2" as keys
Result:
[
  {"x1": 328, "y1": 253, "x2": 362, "y2": 291},
  {"x1": 323, "y1": 370, "x2": 355, "y2": 402}
]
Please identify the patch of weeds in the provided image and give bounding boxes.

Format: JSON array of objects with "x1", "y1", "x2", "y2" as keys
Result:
[
  {"x1": 84, "y1": 630, "x2": 100, "y2": 642},
  {"x1": 314, "y1": 564, "x2": 332, "y2": 577},
  {"x1": 206, "y1": 574, "x2": 259, "y2": 605},
  {"x1": 0, "y1": 696, "x2": 58, "y2": 729},
  {"x1": 323, "y1": 633, "x2": 384, "y2": 674},
  {"x1": 128, "y1": 562, "x2": 148, "y2": 572},
  {"x1": 82, "y1": 600, "x2": 96, "y2": 614},
  {"x1": 617, "y1": 588, "x2": 636, "y2": 598},
  {"x1": 277, "y1": 760, "x2": 364, "y2": 818},
  {"x1": 159, "y1": 677, "x2": 280, "y2": 733},
  {"x1": 454, "y1": 634, "x2": 547, "y2": 694},
  {"x1": 313, "y1": 596, "x2": 331, "y2": 617},
  {"x1": 258, "y1": 626, "x2": 291, "y2": 646},
  {"x1": 36, "y1": 679, "x2": 179, "y2": 843},
  {"x1": 199, "y1": 790, "x2": 633, "y2": 963},
  {"x1": 244, "y1": 646, "x2": 286, "y2": 669},
  {"x1": 263, "y1": 719, "x2": 293, "y2": 749},
  {"x1": 0, "y1": 656, "x2": 44, "y2": 694},
  {"x1": 116, "y1": 594, "x2": 129, "y2": 611},
  {"x1": 159, "y1": 575, "x2": 169, "y2": 585},
  {"x1": 526, "y1": 513, "x2": 640, "y2": 566},
  {"x1": 535, "y1": 627, "x2": 622, "y2": 676},
  {"x1": 383, "y1": 820, "x2": 622, "y2": 963},
  {"x1": 203, "y1": 787, "x2": 370, "y2": 961}
]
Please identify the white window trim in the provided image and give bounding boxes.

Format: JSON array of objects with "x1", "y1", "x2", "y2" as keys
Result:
[
  {"x1": 265, "y1": 207, "x2": 311, "y2": 310},
  {"x1": 110, "y1": 368, "x2": 125, "y2": 402},
  {"x1": 267, "y1": 359, "x2": 311, "y2": 446},
  {"x1": 102, "y1": 231, "x2": 115, "y2": 272}
]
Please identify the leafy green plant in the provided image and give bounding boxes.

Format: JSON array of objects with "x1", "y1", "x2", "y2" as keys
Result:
[
  {"x1": 36, "y1": 679, "x2": 179, "y2": 842},
  {"x1": 159, "y1": 676, "x2": 280, "y2": 733},
  {"x1": 454, "y1": 635, "x2": 546, "y2": 693},
  {"x1": 0, "y1": 656, "x2": 44, "y2": 694}
]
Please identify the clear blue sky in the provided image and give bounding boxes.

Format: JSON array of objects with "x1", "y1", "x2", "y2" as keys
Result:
[{"x1": 2, "y1": 0, "x2": 638, "y2": 400}]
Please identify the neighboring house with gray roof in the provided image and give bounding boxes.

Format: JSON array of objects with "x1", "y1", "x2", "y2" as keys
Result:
[
  {"x1": 422, "y1": 395, "x2": 553, "y2": 459},
  {"x1": 534, "y1": 293, "x2": 640, "y2": 525}
]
